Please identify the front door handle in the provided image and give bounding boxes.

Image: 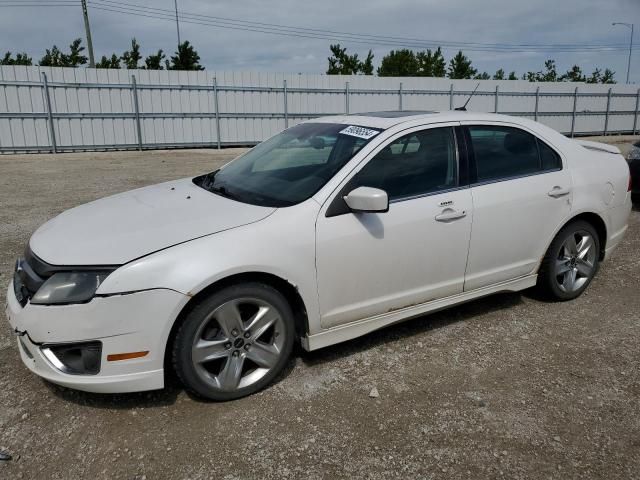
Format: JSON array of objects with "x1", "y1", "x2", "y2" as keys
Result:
[
  {"x1": 548, "y1": 186, "x2": 571, "y2": 198},
  {"x1": 435, "y1": 208, "x2": 467, "y2": 222}
]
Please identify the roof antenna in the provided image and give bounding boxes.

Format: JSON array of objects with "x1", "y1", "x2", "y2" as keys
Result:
[{"x1": 455, "y1": 83, "x2": 480, "y2": 111}]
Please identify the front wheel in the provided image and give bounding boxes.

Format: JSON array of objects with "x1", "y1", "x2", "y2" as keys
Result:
[
  {"x1": 537, "y1": 220, "x2": 600, "y2": 301},
  {"x1": 172, "y1": 283, "x2": 295, "y2": 401}
]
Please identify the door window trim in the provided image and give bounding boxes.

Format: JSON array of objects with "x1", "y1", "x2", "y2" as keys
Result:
[{"x1": 463, "y1": 124, "x2": 564, "y2": 187}]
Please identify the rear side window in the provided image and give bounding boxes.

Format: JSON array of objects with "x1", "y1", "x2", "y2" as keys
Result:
[
  {"x1": 538, "y1": 139, "x2": 562, "y2": 170},
  {"x1": 351, "y1": 127, "x2": 458, "y2": 201},
  {"x1": 468, "y1": 126, "x2": 561, "y2": 183}
]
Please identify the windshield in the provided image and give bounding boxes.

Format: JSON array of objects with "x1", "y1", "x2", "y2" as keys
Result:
[{"x1": 194, "y1": 123, "x2": 381, "y2": 207}]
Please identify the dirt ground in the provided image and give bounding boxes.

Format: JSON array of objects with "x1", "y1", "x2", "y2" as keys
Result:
[{"x1": 0, "y1": 137, "x2": 639, "y2": 479}]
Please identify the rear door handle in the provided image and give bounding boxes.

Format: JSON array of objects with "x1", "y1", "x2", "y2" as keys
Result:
[
  {"x1": 435, "y1": 208, "x2": 467, "y2": 222},
  {"x1": 548, "y1": 186, "x2": 571, "y2": 198}
]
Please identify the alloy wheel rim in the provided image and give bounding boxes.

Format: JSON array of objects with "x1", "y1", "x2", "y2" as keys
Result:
[
  {"x1": 191, "y1": 297, "x2": 285, "y2": 392},
  {"x1": 555, "y1": 230, "x2": 596, "y2": 293}
]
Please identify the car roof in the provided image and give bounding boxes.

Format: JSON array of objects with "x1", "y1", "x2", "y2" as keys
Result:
[{"x1": 306, "y1": 110, "x2": 533, "y2": 130}]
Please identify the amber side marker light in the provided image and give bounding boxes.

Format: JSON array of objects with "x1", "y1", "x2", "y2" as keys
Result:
[{"x1": 107, "y1": 351, "x2": 149, "y2": 362}]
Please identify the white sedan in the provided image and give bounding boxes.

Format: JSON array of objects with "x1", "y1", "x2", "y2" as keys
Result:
[{"x1": 6, "y1": 111, "x2": 632, "y2": 400}]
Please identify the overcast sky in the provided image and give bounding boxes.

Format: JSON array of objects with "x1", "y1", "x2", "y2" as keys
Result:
[{"x1": 1, "y1": 0, "x2": 638, "y2": 82}]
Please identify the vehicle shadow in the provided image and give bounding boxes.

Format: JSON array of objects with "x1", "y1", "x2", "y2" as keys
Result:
[
  {"x1": 299, "y1": 291, "x2": 524, "y2": 367},
  {"x1": 44, "y1": 378, "x2": 182, "y2": 409}
]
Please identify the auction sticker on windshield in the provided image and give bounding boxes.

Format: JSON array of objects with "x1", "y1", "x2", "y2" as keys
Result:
[{"x1": 339, "y1": 125, "x2": 380, "y2": 140}]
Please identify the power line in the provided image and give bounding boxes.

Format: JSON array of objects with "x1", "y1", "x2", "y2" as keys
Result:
[
  {"x1": 90, "y1": 0, "x2": 628, "y2": 52},
  {"x1": 86, "y1": 1, "x2": 629, "y2": 53},
  {"x1": 0, "y1": 3, "x2": 79, "y2": 6}
]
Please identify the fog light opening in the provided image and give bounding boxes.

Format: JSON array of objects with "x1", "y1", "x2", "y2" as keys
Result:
[{"x1": 41, "y1": 341, "x2": 102, "y2": 375}]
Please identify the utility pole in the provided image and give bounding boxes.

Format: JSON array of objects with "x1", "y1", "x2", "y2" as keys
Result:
[
  {"x1": 174, "y1": 0, "x2": 181, "y2": 48},
  {"x1": 81, "y1": 0, "x2": 95, "y2": 68},
  {"x1": 613, "y1": 22, "x2": 634, "y2": 84}
]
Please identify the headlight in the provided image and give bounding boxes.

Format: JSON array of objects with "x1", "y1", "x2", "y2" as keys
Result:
[{"x1": 31, "y1": 271, "x2": 111, "y2": 305}]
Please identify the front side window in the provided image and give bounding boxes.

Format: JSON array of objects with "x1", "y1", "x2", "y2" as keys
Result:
[
  {"x1": 350, "y1": 127, "x2": 458, "y2": 201},
  {"x1": 468, "y1": 126, "x2": 561, "y2": 183},
  {"x1": 195, "y1": 123, "x2": 380, "y2": 207}
]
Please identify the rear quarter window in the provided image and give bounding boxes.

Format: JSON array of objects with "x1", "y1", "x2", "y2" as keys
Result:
[{"x1": 537, "y1": 140, "x2": 562, "y2": 171}]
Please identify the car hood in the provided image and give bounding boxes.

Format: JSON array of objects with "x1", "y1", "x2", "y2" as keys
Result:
[{"x1": 29, "y1": 177, "x2": 276, "y2": 265}]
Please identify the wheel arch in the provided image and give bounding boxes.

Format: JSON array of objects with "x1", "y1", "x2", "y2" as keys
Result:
[
  {"x1": 164, "y1": 272, "x2": 309, "y2": 372},
  {"x1": 567, "y1": 212, "x2": 607, "y2": 260},
  {"x1": 546, "y1": 211, "x2": 608, "y2": 262}
]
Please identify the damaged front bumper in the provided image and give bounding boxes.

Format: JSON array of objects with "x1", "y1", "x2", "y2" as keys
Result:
[{"x1": 5, "y1": 279, "x2": 189, "y2": 394}]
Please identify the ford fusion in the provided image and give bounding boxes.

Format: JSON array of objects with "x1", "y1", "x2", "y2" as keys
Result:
[{"x1": 6, "y1": 111, "x2": 632, "y2": 400}]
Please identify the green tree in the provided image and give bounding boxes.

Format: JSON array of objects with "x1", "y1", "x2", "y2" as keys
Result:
[
  {"x1": 560, "y1": 65, "x2": 585, "y2": 82},
  {"x1": 524, "y1": 59, "x2": 557, "y2": 82},
  {"x1": 96, "y1": 54, "x2": 120, "y2": 69},
  {"x1": 121, "y1": 38, "x2": 142, "y2": 69},
  {"x1": 493, "y1": 68, "x2": 505, "y2": 80},
  {"x1": 1, "y1": 51, "x2": 33, "y2": 65},
  {"x1": 416, "y1": 47, "x2": 446, "y2": 77},
  {"x1": 144, "y1": 49, "x2": 165, "y2": 70},
  {"x1": 474, "y1": 71, "x2": 490, "y2": 80},
  {"x1": 326, "y1": 44, "x2": 373, "y2": 75},
  {"x1": 39, "y1": 45, "x2": 66, "y2": 67},
  {"x1": 586, "y1": 68, "x2": 616, "y2": 84},
  {"x1": 166, "y1": 41, "x2": 204, "y2": 70},
  {"x1": 327, "y1": 44, "x2": 363, "y2": 75},
  {"x1": 67, "y1": 38, "x2": 88, "y2": 67},
  {"x1": 508, "y1": 71, "x2": 518, "y2": 80},
  {"x1": 601, "y1": 68, "x2": 616, "y2": 84},
  {"x1": 378, "y1": 49, "x2": 418, "y2": 76},
  {"x1": 540, "y1": 60, "x2": 557, "y2": 81},
  {"x1": 360, "y1": 50, "x2": 374, "y2": 75},
  {"x1": 39, "y1": 38, "x2": 87, "y2": 67},
  {"x1": 447, "y1": 51, "x2": 477, "y2": 79}
]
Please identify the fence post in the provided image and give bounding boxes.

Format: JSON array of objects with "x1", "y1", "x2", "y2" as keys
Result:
[
  {"x1": 494, "y1": 85, "x2": 499, "y2": 113},
  {"x1": 449, "y1": 83, "x2": 454, "y2": 110},
  {"x1": 571, "y1": 86, "x2": 578, "y2": 138},
  {"x1": 213, "y1": 77, "x2": 221, "y2": 149},
  {"x1": 534, "y1": 86, "x2": 540, "y2": 121},
  {"x1": 603, "y1": 88, "x2": 612, "y2": 136},
  {"x1": 398, "y1": 82, "x2": 403, "y2": 111},
  {"x1": 131, "y1": 75, "x2": 143, "y2": 151},
  {"x1": 633, "y1": 88, "x2": 640, "y2": 135},
  {"x1": 41, "y1": 72, "x2": 57, "y2": 154},
  {"x1": 345, "y1": 81, "x2": 350, "y2": 114},
  {"x1": 283, "y1": 79, "x2": 288, "y2": 128}
]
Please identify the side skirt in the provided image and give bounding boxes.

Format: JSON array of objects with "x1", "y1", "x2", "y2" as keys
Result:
[{"x1": 302, "y1": 274, "x2": 537, "y2": 351}]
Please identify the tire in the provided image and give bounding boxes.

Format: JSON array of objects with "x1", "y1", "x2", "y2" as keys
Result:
[
  {"x1": 172, "y1": 282, "x2": 295, "y2": 401},
  {"x1": 537, "y1": 220, "x2": 600, "y2": 301}
]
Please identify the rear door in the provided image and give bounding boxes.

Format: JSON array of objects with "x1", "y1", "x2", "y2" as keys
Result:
[{"x1": 461, "y1": 123, "x2": 572, "y2": 291}]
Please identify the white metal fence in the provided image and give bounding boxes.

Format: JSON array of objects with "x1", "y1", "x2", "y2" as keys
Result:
[{"x1": 1, "y1": 66, "x2": 639, "y2": 154}]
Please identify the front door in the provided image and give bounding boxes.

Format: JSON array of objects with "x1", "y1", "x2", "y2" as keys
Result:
[{"x1": 315, "y1": 125, "x2": 473, "y2": 328}]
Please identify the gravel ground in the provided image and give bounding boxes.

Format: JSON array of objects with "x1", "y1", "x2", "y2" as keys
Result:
[{"x1": 1, "y1": 138, "x2": 639, "y2": 479}]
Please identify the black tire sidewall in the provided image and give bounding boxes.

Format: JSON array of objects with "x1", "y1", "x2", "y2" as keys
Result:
[
  {"x1": 540, "y1": 220, "x2": 600, "y2": 301},
  {"x1": 172, "y1": 282, "x2": 295, "y2": 401}
]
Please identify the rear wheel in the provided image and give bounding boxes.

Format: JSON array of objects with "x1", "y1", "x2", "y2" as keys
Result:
[
  {"x1": 537, "y1": 220, "x2": 600, "y2": 301},
  {"x1": 172, "y1": 283, "x2": 295, "y2": 401}
]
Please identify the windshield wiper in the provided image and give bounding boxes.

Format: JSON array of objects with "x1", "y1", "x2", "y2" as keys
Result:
[{"x1": 210, "y1": 184, "x2": 240, "y2": 201}]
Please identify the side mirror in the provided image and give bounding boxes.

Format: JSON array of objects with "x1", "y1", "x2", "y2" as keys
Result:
[{"x1": 344, "y1": 186, "x2": 389, "y2": 213}]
